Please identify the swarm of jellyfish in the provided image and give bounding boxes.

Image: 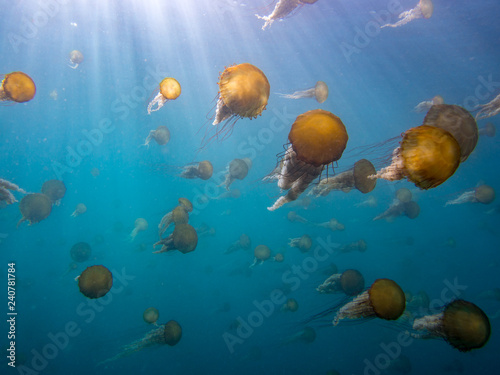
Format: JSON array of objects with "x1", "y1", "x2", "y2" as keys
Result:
[
  {"x1": 180, "y1": 160, "x2": 213, "y2": 180},
  {"x1": 0, "y1": 178, "x2": 26, "y2": 205},
  {"x1": 68, "y1": 50, "x2": 84, "y2": 69},
  {"x1": 143, "y1": 125, "x2": 170, "y2": 147},
  {"x1": 77, "y1": 265, "x2": 113, "y2": 299},
  {"x1": 381, "y1": 0, "x2": 434, "y2": 29},
  {"x1": 17, "y1": 193, "x2": 52, "y2": 227},
  {"x1": 445, "y1": 184, "x2": 496, "y2": 206},
  {"x1": 0, "y1": 71, "x2": 36, "y2": 103},
  {"x1": 256, "y1": 0, "x2": 319, "y2": 30},
  {"x1": 147, "y1": 77, "x2": 181, "y2": 114},
  {"x1": 279, "y1": 81, "x2": 329, "y2": 104}
]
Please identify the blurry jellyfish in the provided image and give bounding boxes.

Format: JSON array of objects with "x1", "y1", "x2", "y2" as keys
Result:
[
  {"x1": 479, "y1": 122, "x2": 496, "y2": 138},
  {"x1": 68, "y1": 50, "x2": 84, "y2": 69},
  {"x1": 339, "y1": 239, "x2": 367, "y2": 254},
  {"x1": 281, "y1": 298, "x2": 299, "y2": 312},
  {"x1": 406, "y1": 290, "x2": 430, "y2": 316},
  {"x1": 153, "y1": 223, "x2": 198, "y2": 254},
  {"x1": 130, "y1": 218, "x2": 148, "y2": 240},
  {"x1": 288, "y1": 234, "x2": 312, "y2": 253},
  {"x1": 287, "y1": 196, "x2": 313, "y2": 210},
  {"x1": 143, "y1": 125, "x2": 170, "y2": 147},
  {"x1": 41, "y1": 179, "x2": 66, "y2": 205},
  {"x1": 17, "y1": 193, "x2": 52, "y2": 227},
  {"x1": 70, "y1": 242, "x2": 91, "y2": 262},
  {"x1": 373, "y1": 188, "x2": 416, "y2": 221},
  {"x1": 287, "y1": 211, "x2": 309, "y2": 224},
  {"x1": 267, "y1": 109, "x2": 349, "y2": 210},
  {"x1": 0, "y1": 71, "x2": 36, "y2": 103},
  {"x1": 212, "y1": 188, "x2": 241, "y2": 200},
  {"x1": 273, "y1": 253, "x2": 285, "y2": 262},
  {"x1": 0, "y1": 178, "x2": 26, "y2": 205},
  {"x1": 281, "y1": 326, "x2": 316, "y2": 346},
  {"x1": 396, "y1": 188, "x2": 412, "y2": 203},
  {"x1": 355, "y1": 195, "x2": 377, "y2": 208},
  {"x1": 158, "y1": 204, "x2": 189, "y2": 238},
  {"x1": 90, "y1": 167, "x2": 100, "y2": 177},
  {"x1": 225, "y1": 233, "x2": 251, "y2": 254},
  {"x1": 147, "y1": 78, "x2": 181, "y2": 114},
  {"x1": 414, "y1": 95, "x2": 444, "y2": 112},
  {"x1": 49, "y1": 89, "x2": 58, "y2": 100},
  {"x1": 476, "y1": 93, "x2": 500, "y2": 120},
  {"x1": 411, "y1": 299, "x2": 491, "y2": 352},
  {"x1": 310, "y1": 159, "x2": 376, "y2": 197},
  {"x1": 445, "y1": 184, "x2": 496, "y2": 206},
  {"x1": 178, "y1": 197, "x2": 194, "y2": 213},
  {"x1": 279, "y1": 81, "x2": 329, "y2": 104},
  {"x1": 256, "y1": 0, "x2": 319, "y2": 30},
  {"x1": 143, "y1": 307, "x2": 159, "y2": 324},
  {"x1": 370, "y1": 125, "x2": 461, "y2": 190},
  {"x1": 71, "y1": 203, "x2": 87, "y2": 217},
  {"x1": 222, "y1": 158, "x2": 250, "y2": 190},
  {"x1": 317, "y1": 269, "x2": 365, "y2": 296},
  {"x1": 387, "y1": 355, "x2": 412, "y2": 374},
  {"x1": 180, "y1": 160, "x2": 213, "y2": 180},
  {"x1": 250, "y1": 245, "x2": 271, "y2": 267},
  {"x1": 77, "y1": 265, "x2": 113, "y2": 299},
  {"x1": 62, "y1": 262, "x2": 78, "y2": 276},
  {"x1": 477, "y1": 288, "x2": 500, "y2": 302},
  {"x1": 196, "y1": 223, "x2": 216, "y2": 237},
  {"x1": 315, "y1": 218, "x2": 345, "y2": 231},
  {"x1": 333, "y1": 278, "x2": 406, "y2": 325},
  {"x1": 381, "y1": 0, "x2": 434, "y2": 28}
]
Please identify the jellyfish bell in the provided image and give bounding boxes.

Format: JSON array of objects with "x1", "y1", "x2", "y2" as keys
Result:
[
  {"x1": 130, "y1": 218, "x2": 148, "y2": 240},
  {"x1": 180, "y1": 160, "x2": 213, "y2": 180},
  {"x1": 68, "y1": 50, "x2": 84, "y2": 69},
  {"x1": 396, "y1": 188, "x2": 412, "y2": 203},
  {"x1": 71, "y1": 203, "x2": 87, "y2": 217},
  {"x1": 339, "y1": 239, "x2": 367, "y2": 254},
  {"x1": 479, "y1": 122, "x2": 496, "y2": 137},
  {"x1": 404, "y1": 201, "x2": 420, "y2": 219},
  {"x1": 223, "y1": 158, "x2": 249, "y2": 190},
  {"x1": 17, "y1": 193, "x2": 52, "y2": 227},
  {"x1": 317, "y1": 269, "x2": 365, "y2": 295},
  {"x1": 143, "y1": 125, "x2": 170, "y2": 147},
  {"x1": 154, "y1": 223, "x2": 198, "y2": 254},
  {"x1": 287, "y1": 211, "x2": 309, "y2": 224},
  {"x1": 178, "y1": 198, "x2": 193, "y2": 213},
  {"x1": 70, "y1": 242, "x2": 92, "y2": 262},
  {"x1": 0, "y1": 71, "x2": 36, "y2": 103},
  {"x1": 381, "y1": 0, "x2": 434, "y2": 28},
  {"x1": 143, "y1": 307, "x2": 159, "y2": 324},
  {"x1": 147, "y1": 77, "x2": 181, "y2": 114},
  {"x1": 281, "y1": 298, "x2": 299, "y2": 312},
  {"x1": 279, "y1": 81, "x2": 329, "y2": 104},
  {"x1": 77, "y1": 265, "x2": 113, "y2": 299},
  {"x1": 446, "y1": 184, "x2": 496, "y2": 206},
  {"x1": 273, "y1": 253, "x2": 284, "y2": 262},
  {"x1": 250, "y1": 244, "x2": 271, "y2": 267},
  {"x1": 41, "y1": 179, "x2": 66, "y2": 205},
  {"x1": 288, "y1": 234, "x2": 312, "y2": 253}
]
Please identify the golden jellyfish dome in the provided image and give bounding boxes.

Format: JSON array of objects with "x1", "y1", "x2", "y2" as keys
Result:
[
  {"x1": 254, "y1": 245, "x2": 271, "y2": 261},
  {"x1": 0, "y1": 72, "x2": 36, "y2": 103},
  {"x1": 198, "y1": 161, "x2": 213, "y2": 180},
  {"x1": 368, "y1": 279, "x2": 406, "y2": 321},
  {"x1": 178, "y1": 198, "x2": 193, "y2": 213},
  {"x1": 164, "y1": 320, "x2": 182, "y2": 346},
  {"x1": 173, "y1": 224, "x2": 198, "y2": 254},
  {"x1": 396, "y1": 188, "x2": 412, "y2": 203},
  {"x1": 41, "y1": 179, "x2": 66, "y2": 203},
  {"x1": 340, "y1": 269, "x2": 365, "y2": 296},
  {"x1": 314, "y1": 81, "x2": 329, "y2": 103},
  {"x1": 475, "y1": 185, "x2": 495, "y2": 204},
  {"x1": 400, "y1": 125, "x2": 461, "y2": 190},
  {"x1": 288, "y1": 109, "x2": 348, "y2": 167},
  {"x1": 420, "y1": 0, "x2": 434, "y2": 19},
  {"x1": 353, "y1": 159, "x2": 376, "y2": 193},
  {"x1": 78, "y1": 265, "x2": 113, "y2": 299},
  {"x1": 70, "y1": 242, "x2": 92, "y2": 262},
  {"x1": 69, "y1": 50, "x2": 84, "y2": 64},
  {"x1": 143, "y1": 307, "x2": 159, "y2": 324},
  {"x1": 442, "y1": 300, "x2": 491, "y2": 352},
  {"x1": 159, "y1": 78, "x2": 181, "y2": 100},
  {"x1": 404, "y1": 201, "x2": 420, "y2": 219},
  {"x1": 18, "y1": 193, "x2": 52, "y2": 226},
  {"x1": 172, "y1": 206, "x2": 189, "y2": 225}
]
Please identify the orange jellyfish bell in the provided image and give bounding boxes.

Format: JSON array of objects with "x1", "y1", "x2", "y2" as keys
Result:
[
  {"x1": 0, "y1": 72, "x2": 36, "y2": 103},
  {"x1": 147, "y1": 77, "x2": 181, "y2": 114}
]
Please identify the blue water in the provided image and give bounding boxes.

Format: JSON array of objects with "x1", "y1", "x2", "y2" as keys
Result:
[{"x1": 1, "y1": 0, "x2": 499, "y2": 374}]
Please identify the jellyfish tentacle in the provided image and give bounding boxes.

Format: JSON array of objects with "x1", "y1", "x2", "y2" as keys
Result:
[
  {"x1": 278, "y1": 88, "x2": 316, "y2": 100},
  {"x1": 475, "y1": 93, "x2": 500, "y2": 120},
  {"x1": 147, "y1": 92, "x2": 167, "y2": 114}
]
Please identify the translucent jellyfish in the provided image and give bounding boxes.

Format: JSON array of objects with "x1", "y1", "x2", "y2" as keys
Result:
[
  {"x1": 68, "y1": 50, "x2": 84, "y2": 69},
  {"x1": 288, "y1": 234, "x2": 312, "y2": 253},
  {"x1": 147, "y1": 77, "x2": 181, "y2": 114},
  {"x1": 225, "y1": 233, "x2": 251, "y2": 254},
  {"x1": 396, "y1": 188, "x2": 412, "y2": 203},
  {"x1": 381, "y1": 0, "x2": 434, "y2": 29},
  {"x1": 339, "y1": 239, "x2": 367, "y2": 254},
  {"x1": 71, "y1": 203, "x2": 87, "y2": 217},
  {"x1": 476, "y1": 93, "x2": 500, "y2": 120},
  {"x1": 90, "y1": 167, "x2": 100, "y2": 177},
  {"x1": 355, "y1": 195, "x2": 377, "y2": 208},
  {"x1": 267, "y1": 109, "x2": 349, "y2": 210},
  {"x1": 370, "y1": 125, "x2": 461, "y2": 189},
  {"x1": 180, "y1": 160, "x2": 213, "y2": 180},
  {"x1": 273, "y1": 253, "x2": 285, "y2": 262},
  {"x1": 314, "y1": 218, "x2": 345, "y2": 231},
  {"x1": 0, "y1": 71, "x2": 36, "y2": 103},
  {"x1": 310, "y1": 159, "x2": 376, "y2": 197},
  {"x1": 222, "y1": 158, "x2": 250, "y2": 190},
  {"x1": 178, "y1": 197, "x2": 194, "y2": 212},
  {"x1": 250, "y1": 244, "x2": 271, "y2": 267},
  {"x1": 477, "y1": 288, "x2": 500, "y2": 302},
  {"x1": 41, "y1": 179, "x2": 66, "y2": 205},
  {"x1": 287, "y1": 210, "x2": 309, "y2": 224},
  {"x1": 414, "y1": 95, "x2": 444, "y2": 112},
  {"x1": 17, "y1": 193, "x2": 52, "y2": 227},
  {"x1": 411, "y1": 299, "x2": 491, "y2": 352},
  {"x1": 70, "y1": 242, "x2": 91, "y2": 263},
  {"x1": 143, "y1": 307, "x2": 159, "y2": 324},
  {"x1": 196, "y1": 223, "x2": 216, "y2": 238},
  {"x1": 280, "y1": 326, "x2": 316, "y2": 346},
  {"x1": 77, "y1": 265, "x2": 113, "y2": 299},
  {"x1": 62, "y1": 262, "x2": 78, "y2": 277},
  {"x1": 153, "y1": 223, "x2": 198, "y2": 254},
  {"x1": 130, "y1": 218, "x2": 148, "y2": 240},
  {"x1": 445, "y1": 184, "x2": 496, "y2": 206},
  {"x1": 158, "y1": 204, "x2": 189, "y2": 238},
  {"x1": 317, "y1": 269, "x2": 365, "y2": 296},
  {"x1": 374, "y1": 200, "x2": 419, "y2": 221},
  {"x1": 143, "y1": 125, "x2": 170, "y2": 147},
  {"x1": 479, "y1": 122, "x2": 496, "y2": 137},
  {"x1": 333, "y1": 278, "x2": 406, "y2": 325},
  {"x1": 423, "y1": 104, "x2": 478, "y2": 162},
  {"x1": 279, "y1": 81, "x2": 329, "y2": 104},
  {"x1": 281, "y1": 298, "x2": 299, "y2": 312},
  {"x1": 256, "y1": 0, "x2": 319, "y2": 30},
  {"x1": 0, "y1": 178, "x2": 26, "y2": 205}
]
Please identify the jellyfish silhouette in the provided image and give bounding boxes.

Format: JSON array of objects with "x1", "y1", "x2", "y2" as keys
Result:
[
  {"x1": 70, "y1": 242, "x2": 91, "y2": 263},
  {"x1": 317, "y1": 269, "x2": 365, "y2": 296},
  {"x1": 180, "y1": 160, "x2": 213, "y2": 180},
  {"x1": 256, "y1": 0, "x2": 319, "y2": 30},
  {"x1": 158, "y1": 205, "x2": 189, "y2": 238},
  {"x1": 281, "y1": 298, "x2": 299, "y2": 312},
  {"x1": 143, "y1": 125, "x2": 170, "y2": 147},
  {"x1": 287, "y1": 211, "x2": 309, "y2": 224},
  {"x1": 445, "y1": 184, "x2": 496, "y2": 206},
  {"x1": 130, "y1": 218, "x2": 148, "y2": 240},
  {"x1": 339, "y1": 239, "x2": 367, "y2": 254},
  {"x1": 225, "y1": 234, "x2": 251, "y2": 254},
  {"x1": 41, "y1": 179, "x2": 66, "y2": 205},
  {"x1": 476, "y1": 93, "x2": 500, "y2": 120},
  {"x1": 414, "y1": 95, "x2": 444, "y2": 112},
  {"x1": 17, "y1": 193, "x2": 52, "y2": 227},
  {"x1": 0, "y1": 71, "x2": 36, "y2": 103},
  {"x1": 77, "y1": 265, "x2": 113, "y2": 299},
  {"x1": 374, "y1": 189, "x2": 420, "y2": 221},
  {"x1": 143, "y1": 307, "x2": 159, "y2": 324},
  {"x1": 288, "y1": 234, "x2": 312, "y2": 253},
  {"x1": 71, "y1": 203, "x2": 87, "y2": 217},
  {"x1": 222, "y1": 158, "x2": 251, "y2": 190},
  {"x1": 68, "y1": 50, "x2": 84, "y2": 69},
  {"x1": 279, "y1": 81, "x2": 328, "y2": 104},
  {"x1": 381, "y1": 0, "x2": 434, "y2": 28},
  {"x1": 479, "y1": 122, "x2": 496, "y2": 138},
  {"x1": 147, "y1": 78, "x2": 181, "y2": 114},
  {"x1": 0, "y1": 178, "x2": 26, "y2": 205},
  {"x1": 250, "y1": 245, "x2": 271, "y2": 267},
  {"x1": 267, "y1": 109, "x2": 348, "y2": 210},
  {"x1": 153, "y1": 223, "x2": 198, "y2": 254}
]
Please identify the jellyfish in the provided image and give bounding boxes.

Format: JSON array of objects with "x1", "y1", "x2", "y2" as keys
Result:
[
  {"x1": 212, "y1": 188, "x2": 241, "y2": 200},
  {"x1": 333, "y1": 278, "x2": 406, "y2": 325},
  {"x1": 288, "y1": 234, "x2": 312, "y2": 253},
  {"x1": 68, "y1": 50, "x2": 84, "y2": 69},
  {"x1": 62, "y1": 262, "x2": 78, "y2": 277},
  {"x1": 314, "y1": 218, "x2": 345, "y2": 231},
  {"x1": 281, "y1": 298, "x2": 299, "y2": 312},
  {"x1": 41, "y1": 179, "x2": 66, "y2": 205},
  {"x1": 0, "y1": 178, "x2": 26, "y2": 205},
  {"x1": 374, "y1": 200, "x2": 419, "y2": 221},
  {"x1": 90, "y1": 167, "x2": 100, "y2": 177},
  {"x1": 180, "y1": 160, "x2": 213, "y2": 180},
  {"x1": 98, "y1": 320, "x2": 182, "y2": 365},
  {"x1": 225, "y1": 233, "x2": 251, "y2": 254},
  {"x1": 0, "y1": 71, "x2": 36, "y2": 103},
  {"x1": 476, "y1": 93, "x2": 500, "y2": 120},
  {"x1": 446, "y1": 184, "x2": 495, "y2": 206},
  {"x1": 71, "y1": 203, "x2": 87, "y2": 217},
  {"x1": 280, "y1": 326, "x2": 316, "y2": 346},
  {"x1": 267, "y1": 109, "x2": 349, "y2": 210},
  {"x1": 414, "y1": 95, "x2": 444, "y2": 112},
  {"x1": 273, "y1": 253, "x2": 285, "y2": 262},
  {"x1": 479, "y1": 122, "x2": 496, "y2": 138},
  {"x1": 279, "y1": 81, "x2": 329, "y2": 104},
  {"x1": 143, "y1": 125, "x2": 170, "y2": 147},
  {"x1": 147, "y1": 77, "x2": 181, "y2": 114},
  {"x1": 130, "y1": 218, "x2": 148, "y2": 240},
  {"x1": 287, "y1": 196, "x2": 313, "y2": 210},
  {"x1": 153, "y1": 223, "x2": 198, "y2": 254},
  {"x1": 143, "y1": 307, "x2": 159, "y2": 325},
  {"x1": 369, "y1": 125, "x2": 461, "y2": 190},
  {"x1": 196, "y1": 223, "x2": 216, "y2": 238},
  {"x1": 309, "y1": 159, "x2": 376, "y2": 197},
  {"x1": 317, "y1": 269, "x2": 365, "y2": 296},
  {"x1": 178, "y1": 197, "x2": 194, "y2": 213},
  {"x1": 381, "y1": 0, "x2": 434, "y2": 29},
  {"x1": 477, "y1": 288, "x2": 500, "y2": 302},
  {"x1": 339, "y1": 239, "x2": 367, "y2": 254},
  {"x1": 355, "y1": 195, "x2": 377, "y2": 208},
  {"x1": 222, "y1": 158, "x2": 250, "y2": 190},
  {"x1": 256, "y1": 0, "x2": 319, "y2": 30},
  {"x1": 70, "y1": 242, "x2": 91, "y2": 262},
  {"x1": 158, "y1": 205, "x2": 189, "y2": 238},
  {"x1": 17, "y1": 193, "x2": 52, "y2": 227},
  {"x1": 250, "y1": 245, "x2": 271, "y2": 267},
  {"x1": 77, "y1": 265, "x2": 113, "y2": 299},
  {"x1": 411, "y1": 299, "x2": 491, "y2": 352},
  {"x1": 287, "y1": 211, "x2": 309, "y2": 224}
]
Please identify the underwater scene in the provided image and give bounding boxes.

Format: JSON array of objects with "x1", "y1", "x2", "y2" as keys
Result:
[{"x1": 1, "y1": 0, "x2": 499, "y2": 374}]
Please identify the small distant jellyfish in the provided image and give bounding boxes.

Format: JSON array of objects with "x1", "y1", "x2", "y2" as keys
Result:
[
  {"x1": 0, "y1": 178, "x2": 26, "y2": 205},
  {"x1": 71, "y1": 203, "x2": 87, "y2": 217},
  {"x1": 281, "y1": 298, "x2": 299, "y2": 312},
  {"x1": 250, "y1": 245, "x2": 271, "y2": 268},
  {"x1": 222, "y1": 158, "x2": 250, "y2": 190},
  {"x1": 153, "y1": 223, "x2": 198, "y2": 254},
  {"x1": 396, "y1": 187, "x2": 412, "y2": 203},
  {"x1": 62, "y1": 262, "x2": 78, "y2": 277},
  {"x1": 355, "y1": 195, "x2": 377, "y2": 208},
  {"x1": 147, "y1": 77, "x2": 181, "y2": 114},
  {"x1": 273, "y1": 253, "x2": 284, "y2": 262},
  {"x1": 143, "y1": 307, "x2": 159, "y2": 325},
  {"x1": 414, "y1": 95, "x2": 444, "y2": 112},
  {"x1": 0, "y1": 71, "x2": 36, "y2": 103},
  {"x1": 70, "y1": 242, "x2": 91, "y2": 263},
  {"x1": 445, "y1": 184, "x2": 496, "y2": 206},
  {"x1": 256, "y1": 0, "x2": 319, "y2": 30},
  {"x1": 479, "y1": 122, "x2": 496, "y2": 138},
  {"x1": 143, "y1": 125, "x2": 170, "y2": 147},
  {"x1": 374, "y1": 189, "x2": 420, "y2": 221},
  {"x1": 90, "y1": 167, "x2": 100, "y2": 177},
  {"x1": 288, "y1": 234, "x2": 312, "y2": 253},
  {"x1": 196, "y1": 223, "x2": 216, "y2": 238},
  {"x1": 317, "y1": 269, "x2": 365, "y2": 296},
  {"x1": 279, "y1": 81, "x2": 329, "y2": 104},
  {"x1": 476, "y1": 93, "x2": 500, "y2": 120},
  {"x1": 68, "y1": 50, "x2": 84, "y2": 69},
  {"x1": 280, "y1": 326, "x2": 316, "y2": 346},
  {"x1": 287, "y1": 211, "x2": 309, "y2": 224},
  {"x1": 41, "y1": 179, "x2": 66, "y2": 205},
  {"x1": 339, "y1": 239, "x2": 367, "y2": 254},
  {"x1": 225, "y1": 234, "x2": 251, "y2": 254},
  {"x1": 130, "y1": 218, "x2": 148, "y2": 240},
  {"x1": 180, "y1": 160, "x2": 213, "y2": 180},
  {"x1": 17, "y1": 193, "x2": 52, "y2": 227},
  {"x1": 77, "y1": 265, "x2": 113, "y2": 299},
  {"x1": 315, "y1": 218, "x2": 345, "y2": 231},
  {"x1": 381, "y1": 0, "x2": 434, "y2": 29}
]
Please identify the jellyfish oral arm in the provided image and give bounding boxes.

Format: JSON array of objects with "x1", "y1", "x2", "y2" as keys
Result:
[
  {"x1": 333, "y1": 291, "x2": 371, "y2": 326},
  {"x1": 381, "y1": 6, "x2": 422, "y2": 28},
  {"x1": 411, "y1": 313, "x2": 445, "y2": 339},
  {"x1": 476, "y1": 93, "x2": 500, "y2": 120},
  {"x1": 369, "y1": 147, "x2": 405, "y2": 182},
  {"x1": 445, "y1": 190, "x2": 476, "y2": 206},
  {"x1": 147, "y1": 92, "x2": 167, "y2": 114}
]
